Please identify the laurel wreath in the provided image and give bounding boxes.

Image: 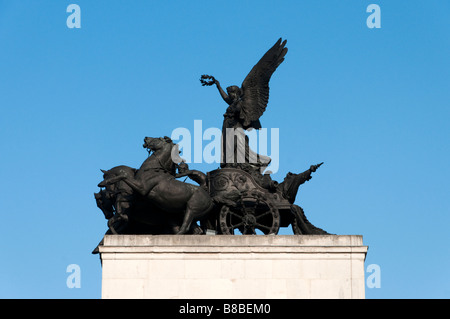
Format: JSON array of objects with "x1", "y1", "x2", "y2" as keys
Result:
[{"x1": 200, "y1": 74, "x2": 215, "y2": 86}]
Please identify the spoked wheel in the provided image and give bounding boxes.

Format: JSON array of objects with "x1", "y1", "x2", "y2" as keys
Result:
[{"x1": 219, "y1": 194, "x2": 280, "y2": 235}]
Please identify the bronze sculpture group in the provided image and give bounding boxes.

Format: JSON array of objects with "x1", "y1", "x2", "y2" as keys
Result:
[{"x1": 94, "y1": 39, "x2": 328, "y2": 252}]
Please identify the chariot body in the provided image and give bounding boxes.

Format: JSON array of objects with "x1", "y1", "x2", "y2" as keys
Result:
[{"x1": 201, "y1": 167, "x2": 324, "y2": 235}]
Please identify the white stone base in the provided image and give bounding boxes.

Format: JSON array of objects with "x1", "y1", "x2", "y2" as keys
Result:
[{"x1": 99, "y1": 235, "x2": 368, "y2": 299}]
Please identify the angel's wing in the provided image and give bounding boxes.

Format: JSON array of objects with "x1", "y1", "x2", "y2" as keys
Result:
[{"x1": 239, "y1": 38, "x2": 288, "y2": 128}]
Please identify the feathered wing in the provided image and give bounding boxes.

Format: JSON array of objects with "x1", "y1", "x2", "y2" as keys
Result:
[{"x1": 239, "y1": 38, "x2": 288, "y2": 128}]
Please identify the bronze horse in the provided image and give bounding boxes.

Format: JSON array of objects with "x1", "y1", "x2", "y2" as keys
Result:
[
  {"x1": 98, "y1": 136, "x2": 214, "y2": 234},
  {"x1": 95, "y1": 165, "x2": 136, "y2": 234}
]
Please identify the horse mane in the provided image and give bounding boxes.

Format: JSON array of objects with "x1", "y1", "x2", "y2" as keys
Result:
[{"x1": 163, "y1": 136, "x2": 173, "y2": 143}]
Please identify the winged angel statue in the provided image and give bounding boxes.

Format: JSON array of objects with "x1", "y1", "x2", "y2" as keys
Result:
[{"x1": 201, "y1": 38, "x2": 287, "y2": 173}]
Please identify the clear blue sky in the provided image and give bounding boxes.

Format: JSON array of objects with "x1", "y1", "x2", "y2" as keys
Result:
[{"x1": 0, "y1": 0, "x2": 449, "y2": 299}]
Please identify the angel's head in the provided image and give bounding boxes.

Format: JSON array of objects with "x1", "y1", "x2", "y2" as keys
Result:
[{"x1": 226, "y1": 86, "x2": 241, "y2": 101}]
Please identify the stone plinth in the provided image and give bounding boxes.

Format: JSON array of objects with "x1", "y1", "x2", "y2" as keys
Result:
[{"x1": 98, "y1": 235, "x2": 368, "y2": 299}]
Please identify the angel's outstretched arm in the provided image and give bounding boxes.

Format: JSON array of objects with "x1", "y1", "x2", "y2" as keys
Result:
[{"x1": 214, "y1": 79, "x2": 233, "y2": 105}]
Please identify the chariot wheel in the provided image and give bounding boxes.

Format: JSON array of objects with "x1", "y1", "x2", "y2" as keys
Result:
[{"x1": 219, "y1": 193, "x2": 280, "y2": 235}]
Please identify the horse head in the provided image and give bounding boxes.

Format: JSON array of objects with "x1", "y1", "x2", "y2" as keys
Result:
[
  {"x1": 143, "y1": 136, "x2": 173, "y2": 152},
  {"x1": 98, "y1": 168, "x2": 118, "y2": 188},
  {"x1": 97, "y1": 166, "x2": 135, "y2": 188},
  {"x1": 94, "y1": 189, "x2": 115, "y2": 219},
  {"x1": 143, "y1": 136, "x2": 182, "y2": 172}
]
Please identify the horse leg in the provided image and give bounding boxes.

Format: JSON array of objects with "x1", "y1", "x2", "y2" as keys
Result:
[
  {"x1": 177, "y1": 206, "x2": 194, "y2": 234},
  {"x1": 177, "y1": 189, "x2": 214, "y2": 234},
  {"x1": 120, "y1": 177, "x2": 148, "y2": 197},
  {"x1": 107, "y1": 215, "x2": 119, "y2": 234},
  {"x1": 106, "y1": 199, "x2": 131, "y2": 235},
  {"x1": 115, "y1": 199, "x2": 130, "y2": 222}
]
